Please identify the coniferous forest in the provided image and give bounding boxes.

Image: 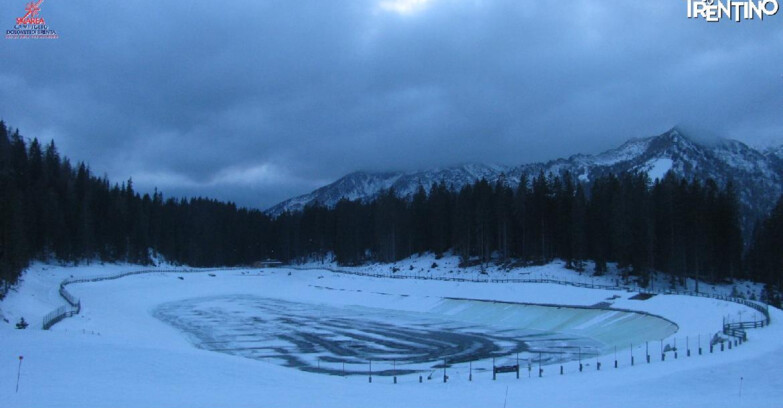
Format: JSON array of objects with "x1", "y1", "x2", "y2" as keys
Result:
[{"x1": 2, "y1": 122, "x2": 781, "y2": 298}]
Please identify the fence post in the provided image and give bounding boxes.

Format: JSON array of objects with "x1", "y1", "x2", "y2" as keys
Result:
[
  {"x1": 369, "y1": 360, "x2": 372, "y2": 383},
  {"x1": 539, "y1": 352, "x2": 543, "y2": 377},
  {"x1": 15, "y1": 356, "x2": 23, "y2": 393},
  {"x1": 674, "y1": 338, "x2": 678, "y2": 359},
  {"x1": 614, "y1": 346, "x2": 618, "y2": 369},
  {"x1": 443, "y1": 362, "x2": 447, "y2": 383}
]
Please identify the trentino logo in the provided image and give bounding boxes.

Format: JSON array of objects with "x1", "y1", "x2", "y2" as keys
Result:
[{"x1": 686, "y1": 0, "x2": 779, "y2": 22}]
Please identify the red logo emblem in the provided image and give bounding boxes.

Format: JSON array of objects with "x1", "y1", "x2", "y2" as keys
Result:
[{"x1": 17, "y1": 0, "x2": 46, "y2": 25}]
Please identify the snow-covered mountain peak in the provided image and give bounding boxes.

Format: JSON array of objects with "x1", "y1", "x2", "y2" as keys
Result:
[
  {"x1": 266, "y1": 128, "x2": 783, "y2": 228},
  {"x1": 647, "y1": 128, "x2": 703, "y2": 153},
  {"x1": 588, "y1": 137, "x2": 654, "y2": 166},
  {"x1": 583, "y1": 128, "x2": 699, "y2": 168}
]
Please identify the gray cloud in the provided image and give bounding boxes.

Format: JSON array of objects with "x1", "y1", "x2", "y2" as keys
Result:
[{"x1": 2, "y1": 0, "x2": 782, "y2": 208}]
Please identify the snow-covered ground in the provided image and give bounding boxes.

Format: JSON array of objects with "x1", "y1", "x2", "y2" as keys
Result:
[
  {"x1": 315, "y1": 253, "x2": 766, "y2": 302},
  {"x1": 1, "y1": 258, "x2": 781, "y2": 407}
]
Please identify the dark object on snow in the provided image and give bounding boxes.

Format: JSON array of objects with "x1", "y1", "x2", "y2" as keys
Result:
[
  {"x1": 208, "y1": 273, "x2": 216, "y2": 277},
  {"x1": 177, "y1": 276, "x2": 184, "y2": 280},
  {"x1": 629, "y1": 293, "x2": 655, "y2": 301},
  {"x1": 492, "y1": 364, "x2": 520, "y2": 380},
  {"x1": 16, "y1": 317, "x2": 28, "y2": 329}
]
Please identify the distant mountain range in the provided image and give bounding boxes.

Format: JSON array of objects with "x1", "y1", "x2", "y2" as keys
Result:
[{"x1": 267, "y1": 128, "x2": 783, "y2": 228}]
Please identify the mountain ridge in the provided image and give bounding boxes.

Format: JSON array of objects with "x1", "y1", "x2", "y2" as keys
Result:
[{"x1": 267, "y1": 128, "x2": 783, "y2": 227}]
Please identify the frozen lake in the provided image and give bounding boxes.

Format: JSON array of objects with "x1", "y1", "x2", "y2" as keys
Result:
[
  {"x1": 6, "y1": 263, "x2": 779, "y2": 408},
  {"x1": 154, "y1": 295, "x2": 677, "y2": 376}
]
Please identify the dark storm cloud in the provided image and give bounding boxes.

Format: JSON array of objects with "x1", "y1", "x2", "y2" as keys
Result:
[{"x1": 2, "y1": 0, "x2": 782, "y2": 208}]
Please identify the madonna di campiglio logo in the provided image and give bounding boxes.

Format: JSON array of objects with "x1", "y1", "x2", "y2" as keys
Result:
[{"x1": 5, "y1": 0, "x2": 59, "y2": 39}]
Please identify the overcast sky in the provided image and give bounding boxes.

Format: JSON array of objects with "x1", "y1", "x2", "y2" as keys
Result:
[{"x1": 2, "y1": 0, "x2": 782, "y2": 209}]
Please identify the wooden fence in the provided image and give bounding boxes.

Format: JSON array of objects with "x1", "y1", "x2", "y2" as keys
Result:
[{"x1": 41, "y1": 268, "x2": 240, "y2": 330}]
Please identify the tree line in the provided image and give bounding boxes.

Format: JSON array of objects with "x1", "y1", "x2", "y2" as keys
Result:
[
  {"x1": 1, "y1": 122, "x2": 781, "y2": 300},
  {"x1": 281, "y1": 172, "x2": 745, "y2": 287},
  {"x1": 0, "y1": 122, "x2": 275, "y2": 288}
]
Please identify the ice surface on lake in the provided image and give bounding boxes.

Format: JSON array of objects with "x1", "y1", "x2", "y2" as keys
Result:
[
  {"x1": 154, "y1": 296, "x2": 676, "y2": 376},
  {"x1": 429, "y1": 298, "x2": 678, "y2": 349}
]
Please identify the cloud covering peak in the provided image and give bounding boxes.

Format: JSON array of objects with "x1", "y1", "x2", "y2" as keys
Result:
[{"x1": 3, "y1": 0, "x2": 782, "y2": 208}]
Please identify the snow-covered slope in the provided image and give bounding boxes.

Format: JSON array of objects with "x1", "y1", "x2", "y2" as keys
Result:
[
  {"x1": 267, "y1": 129, "x2": 783, "y2": 226},
  {"x1": 2, "y1": 260, "x2": 782, "y2": 407}
]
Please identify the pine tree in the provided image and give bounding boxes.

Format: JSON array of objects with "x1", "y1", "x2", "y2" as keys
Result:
[
  {"x1": 0, "y1": 122, "x2": 28, "y2": 287},
  {"x1": 746, "y1": 196, "x2": 783, "y2": 287},
  {"x1": 427, "y1": 181, "x2": 452, "y2": 256},
  {"x1": 570, "y1": 182, "x2": 588, "y2": 271},
  {"x1": 513, "y1": 174, "x2": 529, "y2": 260},
  {"x1": 494, "y1": 177, "x2": 513, "y2": 262},
  {"x1": 411, "y1": 185, "x2": 429, "y2": 255},
  {"x1": 453, "y1": 185, "x2": 474, "y2": 264}
]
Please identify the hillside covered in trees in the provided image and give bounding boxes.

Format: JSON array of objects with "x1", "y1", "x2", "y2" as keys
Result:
[{"x1": 1, "y1": 122, "x2": 781, "y2": 299}]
